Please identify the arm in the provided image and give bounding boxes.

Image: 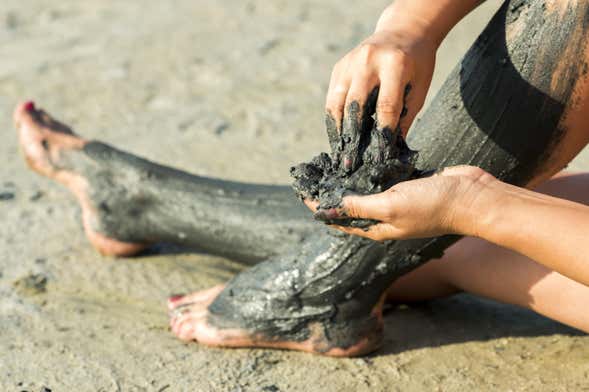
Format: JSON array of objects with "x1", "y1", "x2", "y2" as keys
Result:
[
  {"x1": 375, "y1": 0, "x2": 483, "y2": 47},
  {"x1": 472, "y1": 178, "x2": 589, "y2": 287},
  {"x1": 326, "y1": 0, "x2": 483, "y2": 138},
  {"x1": 307, "y1": 166, "x2": 589, "y2": 287}
]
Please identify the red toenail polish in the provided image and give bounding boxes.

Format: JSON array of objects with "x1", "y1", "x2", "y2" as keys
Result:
[
  {"x1": 169, "y1": 295, "x2": 184, "y2": 302},
  {"x1": 23, "y1": 101, "x2": 35, "y2": 112}
]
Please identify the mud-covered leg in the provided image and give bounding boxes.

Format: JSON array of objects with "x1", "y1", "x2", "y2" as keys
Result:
[
  {"x1": 14, "y1": 102, "x2": 318, "y2": 261},
  {"x1": 170, "y1": 0, "x2": 589, "y2": 356}
]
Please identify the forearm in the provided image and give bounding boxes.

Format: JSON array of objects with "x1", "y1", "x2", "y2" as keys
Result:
[
  {"x1": 375, "y1": 0, "x2": 484, "y2": 46},
  {"x1": 470, "y1": 183, "x2": 589, "y2": 286}
]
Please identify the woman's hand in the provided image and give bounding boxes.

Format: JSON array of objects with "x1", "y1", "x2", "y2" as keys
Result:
[
  {"x1": 326, "y1": 23, "x2": 437, "y2": 138},
  {"x1": 307, "y1": 166, "x2": 500, "y2": 241}
]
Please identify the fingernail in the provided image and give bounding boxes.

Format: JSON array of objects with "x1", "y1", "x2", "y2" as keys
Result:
[
  {"x1": 344, "y1": 157, "x2": 353, "y2": 170},
  {"x1": 23, "y1": 101, "x2": 35, "y2": 112},
  {"x1": 314, "y1": 208, "x2": 341, "y2": 221}
]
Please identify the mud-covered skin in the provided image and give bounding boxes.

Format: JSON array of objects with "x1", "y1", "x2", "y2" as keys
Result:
[
  {"x1": 291, "y1": 86, "x2": 418, "y2": 228},
  {"x1": 291, "y1": 119, "x2": 420, "y2": 228},
  {"x1": 17, "y1": 0, "x2": 585, "y2": 354},
  {"x1": 206, "y1": 0, "x2": 589, "y2": 353},
  {"x1": 209, "y1": 232, "x2": 387, "y2": 347},
  {"x1": 67, "y1": 141, "x2": 319, "y2": 262}
]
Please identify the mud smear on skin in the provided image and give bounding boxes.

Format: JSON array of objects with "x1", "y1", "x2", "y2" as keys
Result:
[
  {"x1": 290, "y1": 114, "x2": 419, "y2": 228},
  {"x1": 61, "y1": 141, "x2": 321, "y2": 263},
  {"x1": 5, "y1": 0, "x2": 589, "y2": 389},
  {"x1": 291, "y1": 87, "x2": 419, "y2": 228},
  {"x1": 207, "y1": 0, "x2": 589, "y2": 353}
]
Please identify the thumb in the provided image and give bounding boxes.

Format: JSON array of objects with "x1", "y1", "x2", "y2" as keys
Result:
[{"x1": 340, "y1": 191, "x2": 398, "y2": 222}]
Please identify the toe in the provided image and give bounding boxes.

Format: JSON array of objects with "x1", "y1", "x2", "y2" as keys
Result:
[
  {"x1": 174, "y1": 318, "x2": 196, "y2": 341},
  {"x1": 167, "y1": 294, "x2": 186, "y2": 310},
  {"x1": 14, "y1": 101, "x2": 38, "y2": 130},
  {"x1": 171, "y1": 313, "x2": 202, "y2": 341},
  {"x1": 168, "y1": 285, "x2": 224, "y2": 310},
  {"x1": 170, "y1": 310, "x2": 231, "y2": 346},
  {"x1": 14, "y1": 101, "x2": 86, "y2": 178},
  {"x1": 169, "y1": 303, "x2": 208, "y2": 321}
]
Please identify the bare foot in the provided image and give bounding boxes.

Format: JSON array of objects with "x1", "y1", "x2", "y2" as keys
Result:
[
  {"x1": 168, "y1": 286, "x2": 384, "y2": 357},
  {"x1": 14, "y1": 101, "x2": 147, "y2": 256}
]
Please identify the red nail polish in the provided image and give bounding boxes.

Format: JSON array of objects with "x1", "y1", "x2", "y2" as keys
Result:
[
  {"x1": 168, "y1": 294, "x2": 184, "y2": 302},
  {"x1": 344, "y1": 157, "x2": 352, "y2": 170},
  {"x1": 23, "y1": 101, "x2": 35, "y2": 112}
]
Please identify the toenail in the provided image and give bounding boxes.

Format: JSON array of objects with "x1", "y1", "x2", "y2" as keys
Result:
[
  {"x1": 169, "y1": 294, "x2": 185, "y2": 302},
  {"x1": 170, "y1": 303, "x2": 196, "y2": 318},
  {"x1": 23, "y1": 101, "x2": 35, "y2": 112}
]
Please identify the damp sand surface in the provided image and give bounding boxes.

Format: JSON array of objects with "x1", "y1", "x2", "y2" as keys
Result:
[{"x1": 1, "y1": 1, "x2": 589, "y2": 391}]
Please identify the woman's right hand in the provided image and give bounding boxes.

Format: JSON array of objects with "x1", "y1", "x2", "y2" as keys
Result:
[{"x1": 325, "y1": 22, "x2": 438, "y2": 142}]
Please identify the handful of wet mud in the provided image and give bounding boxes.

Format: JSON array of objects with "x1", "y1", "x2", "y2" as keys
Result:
[{"x1": 291, "y1": 99, "x2": 421, "y2": 228}]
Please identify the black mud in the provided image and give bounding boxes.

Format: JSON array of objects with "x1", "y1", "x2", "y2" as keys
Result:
[
  {"x1": 291, "y1": 85, "x2": 420, "y2": 228},
  {"x1": 30, "y1": 0, "x2": 587, "y2": 354},
  {"x1": 207, "y1": 0, "x2": 589, "y2": 352},
  {"x1": 65, "y1": 141, "x2": 319, "y2": 262},
  {"x1": 291, "y1": 113, "x2": 420, "y2": 228}
]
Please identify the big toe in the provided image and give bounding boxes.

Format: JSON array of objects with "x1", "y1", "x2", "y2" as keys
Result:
[{"x1": 13, "y1": 101, "x2": 38, "y2": 130}]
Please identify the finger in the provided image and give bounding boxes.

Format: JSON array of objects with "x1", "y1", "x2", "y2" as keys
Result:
[
  {"x1": 376, "y1": 68, "x2": 406, "y2": 132},
  {"x1": 334, "y1": 222, "x2": 404, "y2": 241},
  {"x1": 342, "y1": 192, "x2": 396, "y2": 221},
  {"x1": 341, "y1": 73, "x2": 379, "y2": 172},
  {"x1": 325, "y1": 66, "x2": 351, "y2": 136},
  {"x1": 325, "y1": 112, "x2": 341, "y2": 158},
  {"x1": 304, "y1": 199, "x2": 320, "y2": 212},
  {"x1": 314, "y1": 191, "x2": 397, "y2": 222},
  {"x1": 398, "y1": 83, "x2": 426, "y2": 137}
]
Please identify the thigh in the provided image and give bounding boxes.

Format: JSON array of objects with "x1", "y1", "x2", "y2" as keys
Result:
[{"x1": 409, "y1": 0, "x2": 589, "y2": 189}]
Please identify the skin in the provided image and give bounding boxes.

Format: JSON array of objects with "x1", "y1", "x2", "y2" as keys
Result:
[
  {"x1": 315, "y1": 165, "x2": 589, "y2": 288},
  {"x1": 325, "y1": 0, "x2": 483, "y2": 137},
  {"x1": 14, "y1": 103, "x2": 589, "y2": 358},
  {"x1": 13, "y1": 102, "x2": 146, "y2": 257},
  {"x1": 386, "y1": 172, "x2": 589, "y2": 334},
  {"x1": 16, "y1": 101, "x2": 589, "y2": 351},
  {"x1": 14, "y1": 0, "x2": 589, "y2": 356}
]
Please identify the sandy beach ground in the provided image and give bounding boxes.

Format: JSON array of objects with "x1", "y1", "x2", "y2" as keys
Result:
[{"x1": 1, "y1": 1, "x2": 588, "y2": 391}]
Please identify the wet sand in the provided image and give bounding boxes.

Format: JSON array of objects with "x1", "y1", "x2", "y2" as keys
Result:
[{"x1": 1, "y1": 1, "x2": 588, "y2": 391}]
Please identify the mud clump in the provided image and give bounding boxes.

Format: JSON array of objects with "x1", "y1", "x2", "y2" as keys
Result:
[{"x1": 291, "y1": 100, "x2": 421, "y2": 228}]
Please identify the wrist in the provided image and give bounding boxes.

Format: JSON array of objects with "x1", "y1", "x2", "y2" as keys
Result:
[
  {"x1": 376, "y1": 0, "x2": 481, "y2": 48},
  {"x1": 449, "y1": 177, "x2": 509, "y2": 238},
  {"x1": 375, "y1": 3, "x2": 448, "y2": 48}
]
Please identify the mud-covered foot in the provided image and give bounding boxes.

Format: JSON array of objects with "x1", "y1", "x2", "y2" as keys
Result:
[
  {"x1": 168, "y1": 284, "x2": 384, "y2": 357},
  {"x1": 14, "y1": 101, "x2": 147, "y2": 256}
]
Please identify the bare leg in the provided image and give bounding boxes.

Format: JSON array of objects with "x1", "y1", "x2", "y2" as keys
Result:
[
  {"x1": 169, "y1": 0, "x2": 589, "y2": 356},
  {"x1": 14, "y1": 102, "x2": 318, "y2": 262},
  {"x1": 16, "y1": 0, "x2": 589, "y2": 356},
  {"x1": 388, "y1": 172, "x2": 589, "y2": 333}
]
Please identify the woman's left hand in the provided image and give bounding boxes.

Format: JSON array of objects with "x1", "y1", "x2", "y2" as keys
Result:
[{"x1": 306, "y1": 166, "x2": 499, "y2": 241}]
